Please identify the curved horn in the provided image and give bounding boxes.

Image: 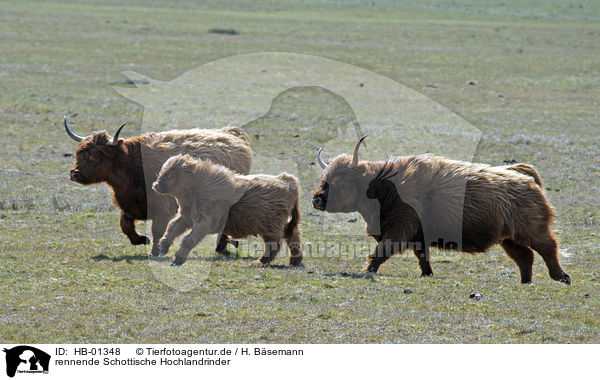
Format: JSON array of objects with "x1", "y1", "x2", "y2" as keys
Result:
[
  {"x1": 109, "y1": 123, "x2": 126, "y2": 145},
  {"x1": 317, "y1": 148, "x2": 327, "y2": 169},
  {"x1": 64, "y1": 116, "x2": 85, "y2": 142},
  {"x1": 350, "y1": 134, "x2": 368, "y2": 167}
]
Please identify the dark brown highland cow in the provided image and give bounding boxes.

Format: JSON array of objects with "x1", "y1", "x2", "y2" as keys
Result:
[
  {"x1": 64, "y1": 117, "x2": 252, "y2": 256},
  {"x1": 312, "y1": 135, "x2": 570, "y2": 285}
]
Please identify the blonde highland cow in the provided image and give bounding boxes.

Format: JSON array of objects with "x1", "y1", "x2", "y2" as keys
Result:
[
  {"x1": 312, "y1": 136, "x2": 570, "y2": 285},
  {"x1": 152, "y1": 154, "x2": 303, "y2": 267}
]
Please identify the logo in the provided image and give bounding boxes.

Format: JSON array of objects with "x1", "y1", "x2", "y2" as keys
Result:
[{"x1": 3, "y1": 346, "x2": 50, "y2": 378}]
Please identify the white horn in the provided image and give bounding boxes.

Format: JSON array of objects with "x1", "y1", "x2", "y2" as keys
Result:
[
  {"x1": 350, "y1": 135, "x2": 368, "y2": 167},
  {"x1": 317, "y1": 148, "x2": 327, "y2": 169},
  {"x1": 64, "y1": 116, "x2": 85, "y2": 142},
  {"x1": 109, "y1": 123, "x2": 126, "y2": 145}
]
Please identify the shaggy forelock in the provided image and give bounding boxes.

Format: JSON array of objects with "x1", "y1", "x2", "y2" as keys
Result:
[
  {"x1": 161, "y1": 154, "x2": 194, "y2": 173},
  {"x1": 161, "y1": 154, "x2": 235, "y2": 185},
  {"x1": 321, "y1": 154, "x2": 352, "y2": 179},
  {"x1": 75, "y1": 131, "x2": 111, "y2": 152},
  {"x1": 321, "y1": 154, "x2": 380, "y2": 183}
]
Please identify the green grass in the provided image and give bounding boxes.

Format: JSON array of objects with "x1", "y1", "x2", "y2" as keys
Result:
[{"x1": 1, "y1": 0, "x2": 599, "y2": 343}]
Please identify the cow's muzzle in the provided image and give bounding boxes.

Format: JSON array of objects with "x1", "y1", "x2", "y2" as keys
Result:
[
  {"x1": 70, "y1": 169, "x2": 85, "y2": 182},
  {"x1": 312, "y1": 195, "x2": 326, "y2": 211}
]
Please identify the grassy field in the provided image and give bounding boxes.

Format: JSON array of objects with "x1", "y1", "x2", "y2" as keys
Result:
[{"x1": 1, "y1": 0, "x2": 599, "y2": 343}]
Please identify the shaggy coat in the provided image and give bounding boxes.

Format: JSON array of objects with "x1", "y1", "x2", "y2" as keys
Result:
[
  {"x1": 153, "y1": 154, "x2": 303, "y2": 266},
  {"x1": 68, "y1": 122, "x2": 252, "y2": 256},
  {"x1": 312, "y1": 139, "x2": 570, "y2": 285}
]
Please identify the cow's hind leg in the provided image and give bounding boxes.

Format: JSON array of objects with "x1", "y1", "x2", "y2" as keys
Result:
[
  {"x1": 501, "y1": 239, "x2": 534, "y2": 284},
  {"x1": 410, "y1": 228, "x2": 433, "y2": 277},
  {"x1": 284, "y1": 229, "x2": 303, "y2": 267},
  {"x1": 251, "y1": 235, "x2": 282, "y2": 267},
  {"x1": 150, "y1": 214, "x2": 170, "y2": 256},
  {"x1": 215, "y1": 234, "x2": 239, "y2": 254},
  {"x1": 529, "y1": 231, "x2": 571, "y2": 285},
  {"x1": 215, "y1": 234, "x2": 228, "y2": 253},
  {"x1": 412, "y1": 243, "x2": 433, "y2": 277},
  {"x1": 120, "y1": 212, "x2": 150, "y2": 245}
]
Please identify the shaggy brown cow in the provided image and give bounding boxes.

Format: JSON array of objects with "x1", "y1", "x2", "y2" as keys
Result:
[
  {"x1": 152, "y1": 154, "x2": 302, "y2": 267},
  {"x1": 64, "y1": 116, "x2": 252, "y2": 256},
  {"x1": 312, "y1": 136, "x2": 570, "y2": 285}
]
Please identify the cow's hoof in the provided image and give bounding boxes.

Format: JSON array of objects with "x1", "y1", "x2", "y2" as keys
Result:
[
  {"x1": 216, "y1": 236, "x2": 239, "y2": 253},
  {"x1": 157, "y1": 247, "x2": 169, "y2": 257},
  {"x1": 215, "y1": 240, "x2": 228, "y2": 254},
  {"x1": 133, "y1": 236, "x2": 151, "y2": 245},
  {"x1": 171, "y1": 258, "x2": 185, "y2": 267},
  {"x1": 215, "y1": 248, "x2": 229, "y2": 255},
  {"x1": 361, "y1": 272, "x2": 375, "y2": 280},
  {"x1": 559, "y1": 272, "x2": 571, "y2": 285},
  {"x1": 360, "y1": 265, "x2": 378, "y2": 273}
]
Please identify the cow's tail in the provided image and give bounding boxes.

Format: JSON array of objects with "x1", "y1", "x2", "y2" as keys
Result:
[
  {"x1": 284, "y1": 192, "x2": 303, "y2": 266},
  {"x1": 284, "y1": 197, "x2": 301, "y2": 241},
  {"x1": 281, "y1": 174, "x2": 300, "y2": 239},
  {"x1": 221, "y1": 126, "x2": 250, "y2": 143},
  {"x1": 508, "y1": 163, "x2": 543, "y2": 187}
]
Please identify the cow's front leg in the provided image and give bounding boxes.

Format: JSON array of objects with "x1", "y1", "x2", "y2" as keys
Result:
[
  {"x1": 120, "y1": 212, "x2": 149, "y2": 245},
  {"x1": 150, "y1": 213, "x2": 171, "y2": 256},
  {"x1": 172, "y1": 222, "x2": 209, "y2": 266},
  {"x1": 362, "y1": 239, "x2": 400, "y2": 273},
  {"x1": 158, "y1": 214, "x2": 189, "y2": 257},
  {"x1": 215, "y1": 234, "x2": 239, "y2": 253}
]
